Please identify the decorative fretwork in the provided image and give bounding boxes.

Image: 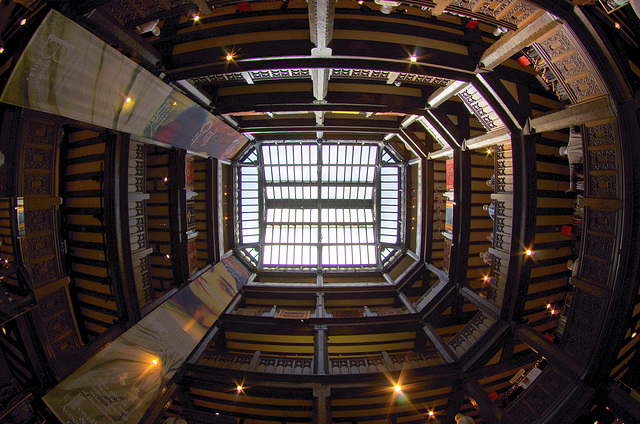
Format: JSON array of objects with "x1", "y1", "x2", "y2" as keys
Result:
[
  {"x1": 457, "y1": 84, "x2": 505, "y2": 132},
  {"x1": 448, "y1": 311, "x2": 496, "y2": 356},
  {"x1": 189, "y1": 69, "x2": 450, "y2": 87}
]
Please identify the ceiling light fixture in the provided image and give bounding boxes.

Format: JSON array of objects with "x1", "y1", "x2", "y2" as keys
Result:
[
  {"x1": 394, "y1": 385, "x2": 402, "y2": 392},
  {"x1": 226, "y1": 53, "x2": 234, "y2": 61},
  {"x1": 410, "y1": 55, "x2": 417, "y2": 62}
]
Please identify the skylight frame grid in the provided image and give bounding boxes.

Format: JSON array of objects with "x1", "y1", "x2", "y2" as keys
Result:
[{"x1": 235, "y1": 141, "x2": 405, "y2": 273}]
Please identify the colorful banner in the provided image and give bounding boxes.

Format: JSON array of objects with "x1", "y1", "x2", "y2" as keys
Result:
[
  {"x1": 0, "y1": 10, "x2": 247, "y2": 159},
  {"x1": 43, "y1": 256, "x2": 250, "y2": 424}
]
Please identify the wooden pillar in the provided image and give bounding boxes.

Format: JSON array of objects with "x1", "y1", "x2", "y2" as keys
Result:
[
  {"x1": 501, "y1": 132, "x2": 537, "y2": 322},
  {"x1": 443, "y1": 383, "x2": 466, "y2": 424},
  {"x1": 312, "y1": 384, "x2": 331, "y2": 424},
  {"x1": 462, "y1": 377, "x2": 502, "y2": 424},
  {"x1": 314, "y1": 325, "x2": 329, "y2": 374},
  {"x1": 315, "y1": 292, "x2": 326, "y2": 318},
  {"x1": 168, "y1": 149, "x2": 188, "y2": 285},
  {"x1": 449, "y1": 149, "x2": 471, "y2": 285}
]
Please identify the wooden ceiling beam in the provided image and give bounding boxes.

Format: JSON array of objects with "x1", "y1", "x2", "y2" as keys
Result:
[{"x1": 164, "y1": 56, "x2": 476, "y2": 83}]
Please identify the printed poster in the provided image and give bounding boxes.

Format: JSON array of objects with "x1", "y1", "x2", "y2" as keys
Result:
[
  {"x1": 43, "y1": 256, "x2": 250, "y2": 424},
  {"x1": 0, "y1": 10, "x2": 247, "y2": 159}
]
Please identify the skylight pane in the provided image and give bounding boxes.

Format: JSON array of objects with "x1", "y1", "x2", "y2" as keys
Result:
[{"x1": 237, "y1": 142, "x2": 402, "y2": 272}]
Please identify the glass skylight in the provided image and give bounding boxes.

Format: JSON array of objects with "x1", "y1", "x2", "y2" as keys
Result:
[{"x1": 235, "y1": 141, "x2": 404, "y2": 273}]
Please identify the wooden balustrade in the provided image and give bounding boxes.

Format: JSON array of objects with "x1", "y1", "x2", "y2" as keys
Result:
[
  {"x1": 193, "y1": 349, "x2": 443, "y2": 376},
  {"x1": 126, "y1": 140, "x2": 154, "y2": 311},
  {"x1": 448, "y1": 311, "x2": 497, "y2": 358}
]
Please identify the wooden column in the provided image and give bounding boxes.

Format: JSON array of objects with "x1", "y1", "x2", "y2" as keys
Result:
[
  {"x1": 449, "y1": 149, "x2": 471, "y2": 286},
  {"x1": 312, "y1": 384, "x2": 331, "y2": 424},
  {"x1": 168, "y1": 149, "x2": 188, "y2": 285},
  {"x1": 462, "y1": 377, "x2": 502, "y2": 424},
  {"x1": 315, "y1": 292, "x2": 326, "y2": 318},
  {"x1": 501, "y1": 132, "x2": 537, "y2": 322},
  {"x1": 314, "y1": 325, "x2": 329, "y2": 375}
]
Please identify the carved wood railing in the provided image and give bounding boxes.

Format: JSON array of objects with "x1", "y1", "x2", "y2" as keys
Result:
[
  {"x1": 191, "y1": 350, "x2": 444, "y2": 376},
  {"x1": 126, "y1": 139, "x2": 153, "y2": 312},
  {"x1": 448, "y1": 311, "x2": 497, "y2": 358}
]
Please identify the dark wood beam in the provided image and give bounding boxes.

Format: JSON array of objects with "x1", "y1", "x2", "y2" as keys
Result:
[
  {"x1": 427, "y1": 110, "x2": 462, "y2": 148},
  {"x1": 500, "y1": 132, "x2": 537, "y2": 323},
  {"x1": 166, "y1": 56, "x2": 476, "y2": 83},
  {"x1": 422, "y1": 323, "x2": 458, "y2": 363},
  {"x1": 462, "y1": 377, "x2": 502, "y2": 424},
  {"x1": 443, "y1": 383, "x2": 466, "y2": 424},
  {"x1": 399, "y1": 127, "x2": 429, "y2": 159},
  {"x1": 514, "y1": 323, "x2": 582, "y2": 381}
]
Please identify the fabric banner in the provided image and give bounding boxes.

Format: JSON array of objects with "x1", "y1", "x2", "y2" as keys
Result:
[
  {"x1": 0, "y1": 10, "x2": 247, "y2": 159},
  {"x1": 42, "y1": 256, "x2": 250, "y2": 424}
]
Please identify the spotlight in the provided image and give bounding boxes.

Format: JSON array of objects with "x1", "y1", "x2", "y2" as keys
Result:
[
  {"x1": 237, "y1": 385, "x2": 243, "y2": 392},
  {"x1": 1, "y1": 328, "x2": 5, "y2": 335},
  {"x1": 172, "y1": 101, "x2": 177, "y2": 106},
  {"x1": 358, "y1": 0, "x2": 363, "y2": 3},
  {"x1": 20, "y1": 19, "x2": 26, "y2": 26},
  {"x1": 394, "y1": 385, "x2": 401, "y2": 392},
  {"x1": 166, "y1": 254, "x2": 170, "y2": 259},
  {"x1": 151, "y1": 359, "x2": 158, "y2": 365},
  {"x1": 526, "y1": 249, "x2": 532, "y2": 256},
  {"x1": 632, "y1": 332, "x2": 637, "y2": 338},
  {"x1": 0, "y1": 47, "x2": 4, "y2": 54},
  {"x1": 164, "y1": 177, "x2": 168, "y2": 182},
  {"x1": 410, "y1": 55, "x2": 417, "y2": 62},
  {"x1": 546, "y1": 304, "x2": 551, "y2": 309},
  {"x1": 125, "y1": 97, "x2": 131, "y2": 103},
  {"x1": 428, "y1": 411, "x2": 435, "y2": 417},
  {"x1": 487, "y1": 148, "x2": 492, "y2": 154},
  {"x1": 614, "y1": 22, "x2": 621, "y2": 29},
  {"x1": 193, "y1": 14, "x2": 200, "y2": 21},
  {"x1": 226, "y1": 53, "x2": 234, "y2": 61}
]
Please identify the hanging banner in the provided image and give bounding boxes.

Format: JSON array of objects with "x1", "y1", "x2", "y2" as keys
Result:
[
  {"x1": 0, "y1": 10, "x2": 247, "y2": 159},
  {"x1": 42, "y1": 256, "x2": 250, "y2": 424}
]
